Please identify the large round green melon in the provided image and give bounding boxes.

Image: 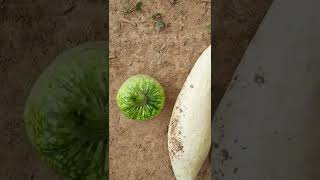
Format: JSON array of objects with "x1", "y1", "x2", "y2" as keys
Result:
[{"x1": 24, "y1": 42, "x2": 108, "y2": 180}]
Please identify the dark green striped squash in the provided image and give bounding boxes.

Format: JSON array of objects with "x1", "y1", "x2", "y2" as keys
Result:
[{"x1": 24, "y1": 42, "x2": 108, "y2": 180}]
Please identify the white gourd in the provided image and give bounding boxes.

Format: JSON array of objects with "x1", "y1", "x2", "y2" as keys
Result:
[{"x1": 168, "y1": 45, "x2": 211, "y2": 180}]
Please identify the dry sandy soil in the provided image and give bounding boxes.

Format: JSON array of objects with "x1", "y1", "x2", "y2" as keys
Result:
[
  {"x1": 0, "y1": 0, "x2": 106, "y2": 179},
  {"x1": 109, "y1": 0, "x2": 211, "y2": 179}
]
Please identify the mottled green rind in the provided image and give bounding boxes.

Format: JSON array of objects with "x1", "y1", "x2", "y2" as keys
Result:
[
  {"x1": 116, "y1": 74, "x2": 165, "y2": 121},
  {"x1": 24, "y1": 42, "x2": 108, "y2": 180}
]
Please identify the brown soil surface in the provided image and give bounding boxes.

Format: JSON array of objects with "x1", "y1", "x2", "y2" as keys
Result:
[
  {"x1": 0, "y1": 1, "x2": 105, "y2": 179},
  {"x1": 109, "y1": 0, "x2": 211, "y2": 179}
]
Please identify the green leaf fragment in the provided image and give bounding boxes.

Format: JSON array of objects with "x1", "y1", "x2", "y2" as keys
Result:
[
  {"x1": 155, "y1": 20, "x2": 166, "y2": 32},
  {"x1": 152, "y1": 13, "x2": 166, "y2": 32},
  {"x1": 135, "y1": 0, "x2": 143, "y2": 11}
]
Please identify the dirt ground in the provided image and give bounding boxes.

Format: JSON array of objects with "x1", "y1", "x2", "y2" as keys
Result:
[
  {"x1": 109, "y1": 0, "x2": 211, "y2": 179},
  {"x1": 0, "y1": 1, "x2": 105, "y2": 179}
]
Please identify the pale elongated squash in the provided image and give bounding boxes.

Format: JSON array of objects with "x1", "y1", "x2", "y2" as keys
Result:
[{"x1": 168, "y1": 45, "x2": 211, "y2": 180}]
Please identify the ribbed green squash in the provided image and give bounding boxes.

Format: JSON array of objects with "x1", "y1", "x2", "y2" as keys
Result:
[
  {"x1": 24, "y1": 42, "x2": 108, "y2": 180},
  {"x1": 116, "y1": 74, "x2": 165, "y2": 121}
]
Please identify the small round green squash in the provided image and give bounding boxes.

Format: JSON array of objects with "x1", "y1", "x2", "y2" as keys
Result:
[
  {"x1": 24, "y1": 42, "x2": 108, "y2": 180},
  {"x1": 116, "y1": 74, "x2": 165, "y2": 121}
]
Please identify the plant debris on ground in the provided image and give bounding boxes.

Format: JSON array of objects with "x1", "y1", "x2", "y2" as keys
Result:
[{"x1": 152, "y1": 13, "x2": 166, "y2": 32}]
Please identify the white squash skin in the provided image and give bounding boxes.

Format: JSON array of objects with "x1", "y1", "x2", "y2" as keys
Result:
[{"x1": 168, "y1": 45, "x2": 211, "y2": 180}]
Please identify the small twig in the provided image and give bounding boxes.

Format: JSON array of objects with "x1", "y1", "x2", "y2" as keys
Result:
[
  {"x1": 118, "y1": 21, "x2": 122, "y2": 32},
  {"x1": 119, "y1": 129, "x2": 129, "y2": 135},
  {"x1": 160, "y1": 42, "x2": 166, "y2": 52},
  {"x1": 133, "y1": 54, "x2": 143, "y2": 60},
  {"x1": 63, "y1": 4, "x2": 76, "y2": 15},
  {"x1": 169, "y1": 0, "x2": 179, "y2": 5},
  {"x1": 124, "y1": 8, "x2": 135, "y2": 14},
  {"x1": 109, "y1": 55, "x2": 117, "y2": 59},
  {"x1": 120, "y1": 18, "x2": 137, "y2": 27}
]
